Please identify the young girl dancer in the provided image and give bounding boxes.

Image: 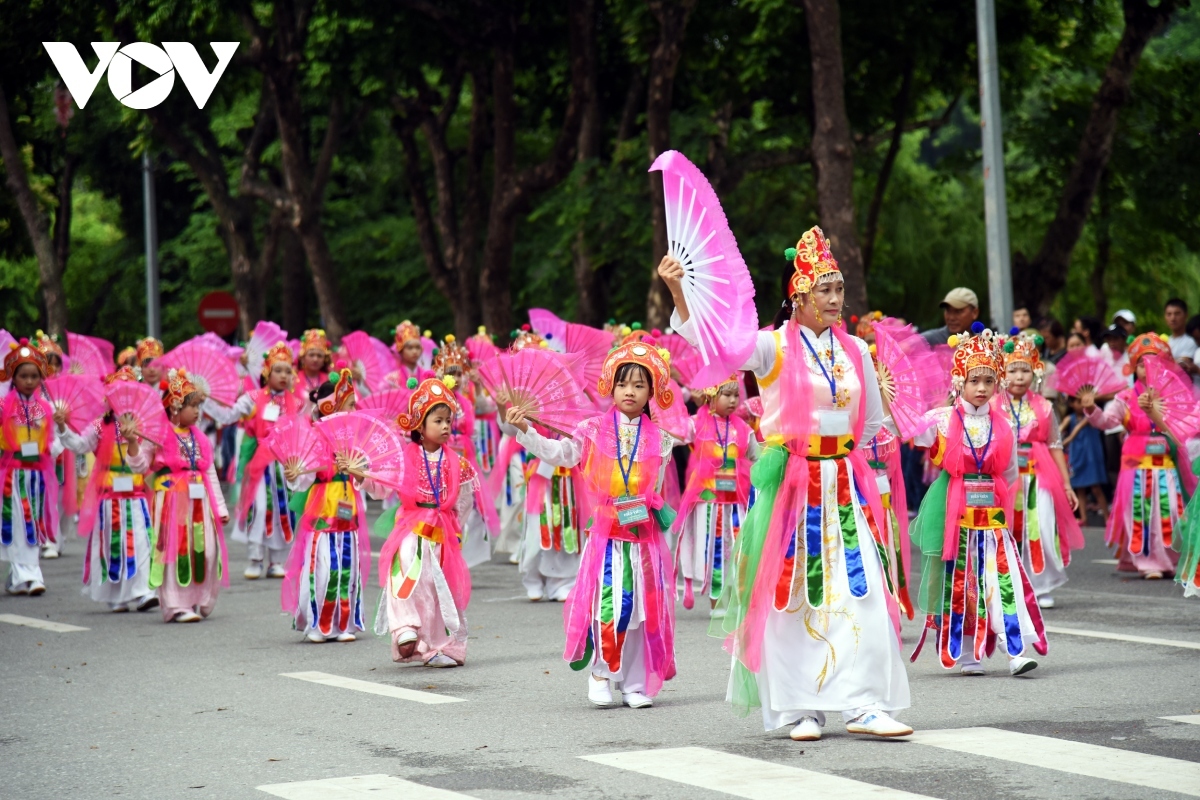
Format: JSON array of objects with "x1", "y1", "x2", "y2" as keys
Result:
[
  {"x1": 0, "y1": 341, "x2": 61, "y2": 596},
  {"x1": 995, "y1": 333, "x2": 1081, "y2": 609},
  {"x1": 383, "y1": 321, "x2": 432, "y2": 389},
  {"x1": 296, "y1": 329, "x2": 332, "y2": 397},
  {"x1": 507, "y1": 341, "x2": 679, "y2": 710},
  {"x1": 282, "y1": 368, "x2": 371, "y2": 642},
  {"x1": 57, "y1": 367, "x2": 158, "y2": 612},
  {"x1": 378, "y1": 377, "x2": 478, "y2": 667},
  {"x1": 676, "y1": 375, "x2": 758, "y2": 611},
  {"x1": 910, "y1": 326, "x2": 1047, "y2": 677},
  {"x1": 127, "y1": 369, "x2": 230, "y2": 622}
]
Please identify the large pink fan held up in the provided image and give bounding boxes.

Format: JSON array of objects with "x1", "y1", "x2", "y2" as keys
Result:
[
  {"x1": 1144, "y1": 356, "x2": 1200, "y2": 443},
  {"x1": 341, "y1": 331, "x2": 392, "y2": 394},
  {"x1": 357, "y1": 388, "x2": 414, "y2": 425},
  {"x1": 244, "y1": 321, "x2": 289, "y2": 379},
  {"x1": 264, "y1": 414, "x2": 329, "y2": 476},
  {"x1": 872, "y1": 320, "x2": 940, "y2": 440},
  {"x1": 44, "y1": 374, "x2": 106, "y2": 434},
  {"x1": 66, "y1": 332, "x2": 114, "y2": 377},
  {"x1": 162, "y1": 340, "x2": 241, "y2": 406},
  {"x1": 316, "y1": 410, "x2": 407, "y2": 489},
  {"x1": 104, "y1": 381, "x2": 170, "y2": 446},
  {"x1": 650, "y1": 150, "x2": 758, "y2": 388},
  {"x1": 1049, "y1": 349, "x2": 1127, "y2": 399},
  {"x1": 478, "y1": 348, "x2": 592, "y2": 437}
]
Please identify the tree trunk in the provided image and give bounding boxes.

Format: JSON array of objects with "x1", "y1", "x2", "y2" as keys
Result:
[
  {"x1": 0, "y1": 84, "x2": 68, "y2": 335},
  {"x1": 644, "y1": 0, "x2": 697, "y2": 330},
  {"x1": 1091, "y1": 171, "x2": 1111, "y2": 320},
  {"x1": 804, "y1": 0, "x2": 868, "y2": 318},
  {"x1": 572, "y1": 0, "x2": 604, "y2": 327},
  {"x1": 52, "y1": 152, "x2": 77, "y2": 285},
  {"x1": 279, "y1": 226, "x2": 308, "y2": 336},
  {"x1": 1013, "y1": 0, "x2": 1177, "y2": 315}
]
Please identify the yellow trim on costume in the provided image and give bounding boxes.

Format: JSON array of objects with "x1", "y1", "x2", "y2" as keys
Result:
[
  {"x1": 960, "y1": 506, "x2": 1006, "y2": 530},
  {"x1": 756, "y1": 330, "x2": 785, "y2": 388}
]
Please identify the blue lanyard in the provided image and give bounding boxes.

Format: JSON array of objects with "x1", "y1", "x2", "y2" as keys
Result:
[
  {"x1": 956, "y1": 408, "x2": 993, "y2": 473},
  {"x1": 175, "y1": 429, "x2": 199, "y2": 471},
  {"x1": 800, "y1": 328, "x2": 837, "y2": 402},
  {"x1": 17, "y1": 393, "x2": 35, "y2": 435},
  {"x1": 1007, "y1": 395, "x2": 1025, "y2": 441},
  {"x1": 714, "y1": 414, "x2": 732, "y2": 465},
  {"x1": 423, "y1": 447, "x2": 444, "y2": 506},
  {"x1": 871, "y1": 436, "x2": 880, "y2": 463},
  {"x1": 614, "y1": 411, "x2": 642, "y2": 495}
]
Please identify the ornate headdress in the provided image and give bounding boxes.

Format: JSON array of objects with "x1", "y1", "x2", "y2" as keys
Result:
[
  {"x1": 598, "y1": 341, "x2": 674, "y2": 409},
  {"x1": 316, "y1": 365, "x2": 357, "y2": 417},
  {"x1": 432, "y1": 334, "x2": 471, "y2": 375},
  {"x1": 618, "y1": 323, "x2": 658, "y2": 346},
  {"x1": 300, "y1": 329, "x2": 331, "y2": 356},
  {"x1": 786, "y1": 226, "x2": 841, "y2": 297},
  {"x1": 261, "y1": 341, "x2": 295, "y2": 379},
  {"x1": 394, "y1": 320, "x2": 421, "y2": 349},
  {"x1": 398, "y1": 376, "x2": 461, "y2": 432},
  {"x1": 117, "y1": 346, "x2": 138, "y2": 368},
  {"x1": 1125, "y1": 332, "x2": 1171, "y2": 375},
  {"x1": 162, "y1": 368, "x2": 201, "y2": 413},
  {"x1": 1001, "y1": 329, "x2": 1045, "y2": 378},
  {"x1": 948, "y1": 323, "x2": 1003, "y2": 391},
  {"x1": 0, "y1": 339, "x2": 48, "y2": 382},
  {"x1": 698, "y1": 373, "x2": 740, "y2": 401},
  {"x1": 33, "y1": 330, "x2": 63, "y2": 359},
  {"x1": 508, "y1": 325, "x2": 546, "y2": 352},
  {"x1": 136, "y1": 337, "x2": 164, "y2": 363},
  {"x1": 854, "y1": 311, "x2": 884, "y2": 340},
  {"x1": 104, "y1": 366, "x2": 139, "y2": 386}
]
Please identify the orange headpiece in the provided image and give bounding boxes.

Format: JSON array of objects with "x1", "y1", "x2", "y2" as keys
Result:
[
  {"x1": 786, "y1": 226, "x2": 842, "y2": 297},
  {"x1": 948, "y1": 324, "x2": 1002, "y2": 391},
  {"x1": 261, "y1": 341, "x2": 295, "y2": 379},
  {"x1": 698, "y1": 373, "x2": 740, "y2": 400},
  {"x1": 509, "y1": 326, "x2": 546, "y2": 352},
  {"x1": 1000, "y1": 331, "x2": 1045, "y2": 378},
  {"x1": 136, "y1": 337, "x2": 164, "y2": 363},
  {"x1": 598, "y1": 341, "x2": 674, "y2": 409},
  {"x1": 394, "y1": 320, "x2": 421, "y2": 348},
  {"x1": 0, "y1": 339, "x2": 49, "y2": 382},
  {"x1": 1125, "y1": 333, "x2": 1171, "y2": 375},
  {"x1": 34, "y1": 330, "x2": 63, "y2": 359},
  {"x1": 854, "y1": 311, "x2": 884, "y2": 340},
  {"x1": 300, "y1": 329, "x2": 330, "y2": 356},
  {"x1": 162, "y1": 368, "x2": 201, "y2": 413},
  {"x1": 316, "y1": 366, "x2": 357, "y2": 417},
  {"x1": 117, "y1": 346, "x2": 138, "y2": 368},
  {"x1": 104, "y1": 366, "x2": 139, "y2": 386},
  {"x1": 398, "y1": 376, "x2": 461, "y2": 432},
  {"x1": 618, "y1": 323, "x2": 658, "y2": 346},
  {"x1": 432, "y1": 335, "x2": 471, "y2": 376}
]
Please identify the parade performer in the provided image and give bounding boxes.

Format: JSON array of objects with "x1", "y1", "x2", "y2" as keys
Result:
[
  {"x1": 995, "y1": 332, "x2": 1082, "y2": 608},
  {"x1": 665, "y1": 226, "x2": 912, "y2": 740},
  {"x1": 506, "y1": 340, "x2": 679, "y2": 710},
  {"x1": 205, "y1": 342, "x2": 302, "y2": 580},
  {"x1": 126, "y1": 369, "x2": 229, "y2": 622},
  {"x1": 377, "y1": 376, "x2": 478, "y2": 667},
  {"x1": 136, "y1": 337, "x2": 165, "y2": 387},
  {"x1": 382, "y1": 321, "x2": 433, "y2": 389},
  {"x1": 296, "y1": 329, "x2": 332, "y2": 395},
  {"x1": 57, "y1": 367, "x2": 158, "y2": 612},
  {"x1": 0, "y1": 341, "x2": 61, "y2": 596},
  {"x1": 281, "y1": 367, "x2": 371, "y2": 642},
  {"x1": 910, "y1": 325, "x2": 1047, "y2": 677},
  {"x1": 33, "y1": 331, "x2": 71, "y2": 558},
  {"x1": 675, "y1": 375, "x2": 758, "y2": 611},
  {"x1": 1081, "y1": 333, "x2": 1191, "y2": 579},
  {"x1": 469, "y1": 326, "x2": 502, "y2": 477}
]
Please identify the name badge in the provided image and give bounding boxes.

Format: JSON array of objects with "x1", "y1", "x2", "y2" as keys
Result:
[
  {"x1": 715, "y1": 476, "x2": 738, "y2": 493},
  {"x1": 536, "y1": 459, "x2": 556, "y2": 479},
  {"x1": 336, "y1": 500, "x2": 355, "y2": 521},
  {"x1": 188, "y1": 482, "x2": 206, "y2": 500},
  {"x1": 1017, "y1": 454, "x2": 1029, "y2": 468},
  {"x1": 818, "y1": 409, "x2": 850, "y2": 437},
  {"x1": 112, "y1": 476, "x2": 135, "y2": 493},
  {"x1": 964, "y1": 474, "x2": 996, "y2": 507},
  {"x1": 876, "y1": 474, "x2": 891, "y2": 496},
  {"x1": 1145, "y1": 438, "x2": 1167, "y2": 456},
  {"x1": 615, "y1": 494, "x2": 649, "y2": 526},
  {"x1": 262, "y1": 403, "x2": 281, "y2": 422},
  {"x1": 20, "y1": 441, "x2": 39, "y2": 457}
]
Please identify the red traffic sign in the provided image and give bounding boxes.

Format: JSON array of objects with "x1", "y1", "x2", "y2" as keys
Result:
[{"x1": 198, "y1": 291, "x2": 239, "y2": 336}]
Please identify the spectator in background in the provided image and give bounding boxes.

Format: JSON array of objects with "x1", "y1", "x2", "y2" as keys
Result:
[
  {"x1": 1187, "y1": 314, "x2": 1200, "y2": 349},
  {"x1": 921, "y1": 287, "x2": 979, "y2": 346},
  {"x1": 1101, "y1": 325, "x2": 1131, "y2": 383},
  {"x1": 1112, "y1": 308, "x2": 1136, "y2": 337},
  {"x1": 1165, "y1": 298, "x2": 1200, "y2": 387},
  {"x1": 1012, "y1": 306, "x2": 1032, "y2": 332},
  {"x1": 1073, "y1": 316, "x2": 1104, "y2": 350},
  {"x1": 1039, "y1": 317, "x2": 1068, "y2": 364},
  {"x1": 1066, "y1": 331, "x2": 1087, "y2": 355}
]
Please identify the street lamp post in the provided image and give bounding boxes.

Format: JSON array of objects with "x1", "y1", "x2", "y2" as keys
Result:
[{"x1": 977, "y1": 0, "x2": 1013, "y2": 331}]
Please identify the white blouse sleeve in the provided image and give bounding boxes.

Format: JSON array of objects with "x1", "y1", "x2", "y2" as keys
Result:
[
  {"x1": 207, "y1": 462, "x2": 229, "y2": 518},
  {"x1": 515, "y1": 427, "x2": 583, "y2": 468},
  {"x1": 670, "y1": 309, "x2": 778, "y2": 378},
  {"x1": 855, "y1": 338, "x2": 884, "y2": 445},
  {"x1": 57, "y1": 425, "x2": 99, "y2": 456},
  {"x1": 203, "y1": 394, "x2": 255, "y2": 427}
]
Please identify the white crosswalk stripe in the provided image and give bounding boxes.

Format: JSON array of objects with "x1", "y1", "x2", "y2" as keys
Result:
[
  {"x1": 257, "y1": 774, "x2": 473, "y2": 799},
  {"x1": 280, "y1": 671, "x2": 465, "y2": 704},
  {"x1": 581, "y1": 746, "x2": 936, "y2": 799},
  {"x1": 0, "y1": 613, "x2": 88, "y2": 632},
  {"x1": 911, "y1": 727, "x2": 1200, "y2": 797},
  {"x1": 1162, "y1": 715, "x2": 1200, "y2": 725},
  {"x1": 1045, "y1": 625, "x2": 1200, "y2": 650}
]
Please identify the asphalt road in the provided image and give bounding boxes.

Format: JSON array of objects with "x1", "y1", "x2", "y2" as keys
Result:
[{"x1": 3, "y1": 510, "x2": 1198, "y2": 800}]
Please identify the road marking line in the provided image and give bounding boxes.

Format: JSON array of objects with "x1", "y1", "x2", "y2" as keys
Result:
[
  {"x1": 1092, "y1": 558, "x2": 1119, "y2": 565},
  {"x1": 1161, "y1": 715, "x2": 1200, "y2": 725},
  {"x1": 1045, "y1": 625, "x2": 1200, "y2": 650},
  {"x1": 257, "y1": 773, "x2": 473, "y2": 799},
  {"x1": 280, "y1": 672, "x2": 465, "y2": 704},
  {"x1": 481, "y1": 594, "x2": 535, "y2": 603},
  {"x1": 0, "y1": 613, "x2": 88, "y2": 632},
  {"x1": 582, "y1": 746, "x2": 935, "y2": 799},
  {"x1": 911, "y1": 727, "x2": 1200, "y2": 796}
]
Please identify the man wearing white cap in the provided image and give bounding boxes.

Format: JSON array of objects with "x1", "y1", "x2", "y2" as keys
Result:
[
  {"x1": 1112, "y1": 309, "x2": 1136, "y2": 336},
  {"x1": 1100, "y1": 310, "x2": 1135, "y2": 369},
  {"x1": 921, "y1": 287, "x2": 980, "y2": 346}
]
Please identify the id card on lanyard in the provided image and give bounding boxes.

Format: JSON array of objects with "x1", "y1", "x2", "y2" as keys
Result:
[
  {"x1": 188, "y1": 479, "x2": 206, "y2": 500},
  {"x1": 1146, "y1": 436, "x2": 1168, "y2": 456},
  {"x1": 614, "y1": 412, "x2": 648, "y2": 527},
  {"x1": 20, "y1": 441, "x2": 39, "y2": 458},
  {"x1": 1017, "y1": 443, "x2": 1032, "y2": 469},
  {"x1": 964, "y1": 474, "x2": 996, "y2": 507},
  {"x1": 112, "y1": 475, "x2": 135, "y2": 493},
  {"x1": 263, "y1": 402, "x2": 281, "y2": 422}
]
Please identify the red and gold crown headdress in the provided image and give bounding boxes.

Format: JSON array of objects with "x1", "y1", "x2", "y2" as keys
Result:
[
  {"x1": 509, "y1": 325, "x2": 546, "y2": 352},
  {"x1": 1124, "y1": 332, "x2": 1171, "y2": 375},
  {"x1": 854, "y1": 311, "x2": 884, "y2": 340},
  {"x1": 394, "y1": 320, "x2": 421, "y2": 349},
  {"x1": 136, "y1": 337, "x2": 164, "y2": 363},
  {"x1": 0, "y1": 339, "x2": 48, "y2": 382},
  {"x1": 117, "y1": 346, "x2": 138, "y2": 368},
  {"x1": 1000, "y1": 330, "x2": 1045, "y2": 378},
  {"x1": 34, "y1": 330, "x2": 63, "y2": 359},
  {"x1": 948, "y1": 323, "x2": 1002, "y2": 391},
  {"x1": 398, "y1": 376, "x2": 461, "y2": 432},
  {"x1": 104, "y1": 366, "x2": 139, "y2": 386},
  {"x1": 618, "y1": 323, "x2": 659, "y2": 346},
  {"x1": 300, "y1": 329, "x2": 330, "y2": 357},
  {"x1": 261, "y1": 341, "x2": 295, "y2": 379},
  {"x1": 432, "y1": 334, "x2": 471, "y2": 376},
  {"x1": 698, "y1": 373, "x2": 740, "y2": 400},
  {"x1": 597, "y1": 341, "x2": 674, "y2": 409},
  {"x1": 786, "y1": 226, "x2": 842, "y2": 297},
  {"x1": 317, "y1": 365, "x2": 357, "y2": 417},
  {"x1": 162, "y1": 368, "x2": 201, "y2": 413}
]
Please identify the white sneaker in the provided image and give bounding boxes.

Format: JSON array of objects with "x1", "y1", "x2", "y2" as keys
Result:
[
  {"x1": 1009, "y1": 656, "x2": 1038, "y2": 676},
  {"x1": 789, "y1": 717, "x2": 822, "y2": 741},
  {"x1": 41, "y1": 544, "x2": 59, "y2": 559},
  {"x1": 243, "y1": 561, "x2": 264, "y2": 580},
  {"x1": 526, "y1": 588, "x2": 544, "y2": 602},
  {"x1": 27, "y1": 581, "x2": 45, "y2": 596},
  {"x1": 335, "y1": 632, "x2": 356, "y2": 642},
  {"x1": 508, "y1": 551, "x2": 520, "y2": 564},
  {"x1": 1037, "y1": 595, "x2": 1055, "y2": 609},
  {"x1": 109, "y1": 603, "x2": 130, "y2": 613},
  {"x1": 588, "y1": 676, "x2": 615, "y2": 707},
  {"x1": 6, "y1": 581, "x2": 29, "y2": 596},
  {"x1": 550, "y1": 585, "x2": 572, "y2": 602},
  {"x1": 960, "y1": 660, "x2": 986, "y2": 676},
  {"x1": 845, "y1": 711, "x2": 913, "y2": 737},
  {"x1": 173, "y1": 610, "x2": 202, "y2": 623},
  {"x1": 306, "y1": 631, "x2": 326, "y2": 643},
  {"x1": 266, "y1": 563, "x2": 286, "y2": 579},
  {"x1": 623, "y1": 691, "x2": 653, "y2": 709},
  {"x1": 136, "y1": 594, "x2": 159, "y2": 612},
  {"x1": 425, "y1": 653, "x2": 458, "y2": 668}
]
